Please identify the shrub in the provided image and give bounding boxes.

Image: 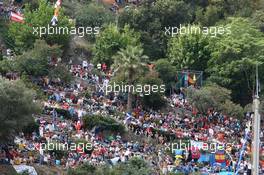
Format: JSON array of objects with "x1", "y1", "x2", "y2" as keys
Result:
[
  {"x1": 44, "y1": 107, "x2": 73, "y2": 120},
  {"x1": 67, "y1": 163, "x2": 96, "y2": 175},
  {"x1": 22, "y1": 121, "x2": 39, "y2": 135},
  {"x1": 83, "y1": 115, "x2": 125, "y2": 133}
]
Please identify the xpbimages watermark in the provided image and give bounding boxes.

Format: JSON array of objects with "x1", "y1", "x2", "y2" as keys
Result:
[
  {"x1": 39, "y1": 141, "x2": 93, "y2": 153},
  {"x1": 164, "y1": 140, "x2": 234, "y2": 154},
  {"x1": 32, "y1": 25, "x2": 100, "y2": 37},
  {"x1": 97, "y1": 82, "x2": 166, "y2": 95},
  {"x1": 165, "y1": 24, "x2": 231, "y2": 37}
]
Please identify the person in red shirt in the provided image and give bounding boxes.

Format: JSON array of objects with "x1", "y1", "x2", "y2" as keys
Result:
[
  {"x1": 75, "y1": 121, "x2": 81, "y2": 133},
  {"x1": 102, "y1": 63, "x2": 107, "y2": 72},
  {"x1": 9, "y1": 148, "x2": 19, "y2": 160},
  {"x1": 191, "y1": 149, "x2": 200, "y2": 162}
]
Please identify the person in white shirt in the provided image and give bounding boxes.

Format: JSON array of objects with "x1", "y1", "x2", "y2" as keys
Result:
[
  {"x1": 39, "y1": 126, "x2": 44, "y2": 137},
  {"x1": 82, "y1": 61, "x2": 88, "y2": 68}
]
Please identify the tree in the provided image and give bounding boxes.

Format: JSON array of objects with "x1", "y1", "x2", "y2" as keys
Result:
[
  {"x1": 118, "y1": 6, "x2": 166, "y2": 60},
  {"x1": 75, "y1": 3, "x2": 114, "y2": 41},
  {"x1": 195, "y1": 5, "x2": 222, "y2": 26},
  {"x1": 22, "y1": 121, "x2": 39, "y2": 135},
  {"x1": 252, "y1": 10, "x2": 264, "y2": 32},
  {"x1": 16, "y1": 40, "x2": 62, "y2": 77},
  {"x1": 112, "y1": 45, "x2": 148, "y2": 112},
  {"x1": 193, "y1": 0, "x2": 258, "y2": 26},
  {"x1": 83, "y1": 115, "x2": 125, "y2": 133},
  {"x1": 48, "y1": 64, "x2": 72, "y2": 85},
  {"x1": 111, "y1": 157, "x2": 153, "y2": 175},
  {"x1": 0, "y1": 59, "x2": 17, "y2": 75},
  {"x1": 186, "y1": 84, "x2": 243, "y2": 118},
  {"x1": 167, "y1": 27, "x2": 211, "y2": 72},
  {"x1": 153, "y1": 0, "x2": 193, "y2": 28},
  {"x1": 0, "y1": 78, "x2": 40, "y2": 143},
  {"x1": 8, "y1": 0, "x2": 72, "y2": 51},
  {"x1": 221, "y1": 100, "x2": 244, "y2": 119},
  {"x1": 155, "y1": 59, "x2": 177, "y2": 92},
  {"x1": 140, "y1": 72, "x2": 166, "y2": 110},
  {"x1": 118, "y1": 0, "x2": 192, "y2": 60},
  {"x1": 206, "y1": 17, "x2": 264, "y2": 105},
  {"x1": 23, "y1": 0, "x2": 39, "y2": 10},
  {"x1": 93, "y1": 24, "x2": 141, "y2": 66},
  {"x1": 67, "y1": 163, "x2": 96, "y2": 175},
  {"x1": 69, "y1": 157, "x2": 152, "y2": 175},
  {"x1": 186, "y1": 86, "x2": 215, "y2": 114},
  {"x1": 207, "y1": 0, "x2": 256, "y2": 17}
]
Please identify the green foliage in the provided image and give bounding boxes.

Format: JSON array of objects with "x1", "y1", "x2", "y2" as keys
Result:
[
  {"x1": 206, "y1": 17, "x2": 264, "y2": 105},
  {"x1": 153, "y1": 0, "x2": 193, "y2": 28},
  {"x1": 187, "y1": 84, "x2": 243, "y2": 118},
  {"x1": 19, "y1": 170, "x2": 30, "y2": 175},
  {"x1": 20, "y1": 74, "x2": 47, "y2": 100},
  {"x1": 252, "y1": 10, "x2": 264, "y2": 32},
  {"x1": 118, "y1": 0, "x2": 192, "y2": 60},
  {"x1": 67, "y1": 163, "x2": 96, "y2": 175},
  {"x1": 48, "y1": 65, "x2": 72, "y2": 85},
  {"x1": 0, "y1": 59, "x2": 17, "y2": 75},
  {"x1": 119, "y1": 12, "x2": 155, "y2": 57},
  {"x1": 48, "y1": 149, "x2": 68, "y2": 160},
  {"x1": 203, "y1": 84, "x2": 232, "y2": 104},
  {"x1": 23, "y1": 0, "x2": 39, "y2": 10},
  {"x1": 75, "y1": 3, "x2": 114, "y2": 41},
  {"x1": 119, "y1": 0, "x2": 193, "y2": 60},
  {"x1": 22, "y1": 121, "x2": 39, "y2": 135},
  {"x1": 167, "y1": 27, "x2": 211, "y2": 71},
  {"x1": 112, "y1": 45, "x2": 148, "y2": 112},
  {"x1": 141, "y1": 89, "x2": 166, "y2": 109},
  {"x1": 0, "y1": 78, "x2": 40, "y2": 143},
  {"x1": 0, "y1": 16, "x2": 12, "y2": 49},
  {"x1": 83, "y1": 115, "x2": 125, "y2": 133},
  {"x1": 186, "y1": 86, "x2": 215, "y2": 114},
  {"x1": 93, "y1": 165, "x2": 113, "y2": 175},
  {"x1": 69, "y1": 157, "x2": 152, "y2": 175},
  {"x1": 168, "y1": 172, "x2": 184, "y2": 175},
  {"x1": 16, "y1": 40, "x2": 62, "y2": 77},
  {"x1": 111, "y1": 157, "x2": 153, "y2": 175},
  {"x1": 93, "y1": 24, "x2": 141, "y2": 66},
  {"x1": 203, "y1": 0, "x2": 255, "y2": 18},
  {"x1": 221, "y1": 100, "x2": 244, "y2": 119},
  {"x1": 117, "y1": 0, "x2": 258, "y2": 60},
  {"x1": 155, "y1": 59, "x2": 177, "y2": 90},
  {"x1": 112, "y1": 45, "x2": 148, "y2": 82},
  {"x1": 195, "y1": 5, "x2": 222, "y2": 26},
  {"x1": 84, "y1": 90, "x2": 91, "y2": 99},
  {"x1": 194, "y1": 0, "x2": 255, "y2": 26},
  {"x1": 8, "y1": 0, "x2": 72, "y2": 51},
  {"x1": 17, "y1": 56, "x2": 49, "y2": 77},
  {"x1": 44, "y1": 107, "x2": 72, "y2": 119},
  {"x1": 140, "y1": 72, "x2": 166, "y2": 110}
]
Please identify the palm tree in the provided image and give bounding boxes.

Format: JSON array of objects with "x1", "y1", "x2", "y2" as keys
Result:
[{"x1": 112, "y1": 45, "x2": 148, "y2": 112}]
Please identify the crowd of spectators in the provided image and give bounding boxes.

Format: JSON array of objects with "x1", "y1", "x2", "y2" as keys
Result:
[{"x1": 0, "y1": 61, "x2": 263, "y2": 175}]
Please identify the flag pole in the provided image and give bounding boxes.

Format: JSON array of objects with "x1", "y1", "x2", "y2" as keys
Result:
[{"x1": 252, "y1": 64, "x2": 260, "y2": 175}]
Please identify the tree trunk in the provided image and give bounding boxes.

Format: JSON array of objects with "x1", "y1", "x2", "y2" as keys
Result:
[
  {"x1": 127, "y1": 91, "x2": 133, "y2": 113},
  {"x1": 127, "y1": 69, "x2": 133, "y2": 113}
]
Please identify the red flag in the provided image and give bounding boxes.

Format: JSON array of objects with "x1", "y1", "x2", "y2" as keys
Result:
[{"x1": 10, "y1": 12, "x2": 24, "y2": 23}]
